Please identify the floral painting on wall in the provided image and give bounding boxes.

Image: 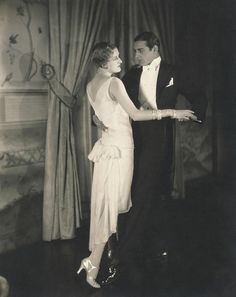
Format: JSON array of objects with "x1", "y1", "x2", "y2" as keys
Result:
[{"x1": 0, "y1": 0, "x2": 48, "y2": 88}]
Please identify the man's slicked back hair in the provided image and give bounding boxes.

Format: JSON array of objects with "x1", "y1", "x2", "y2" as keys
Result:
[{"x1": 134, "y1": 32, "x2": 160, "y2": 50}]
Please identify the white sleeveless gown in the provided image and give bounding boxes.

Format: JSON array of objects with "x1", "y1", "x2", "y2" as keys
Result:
[{"x1": 87, "y1": 77, "x2": 134, "y2": 251}]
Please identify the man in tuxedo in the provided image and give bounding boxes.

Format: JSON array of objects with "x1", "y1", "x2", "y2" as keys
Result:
[{"x1": 102, "y1": 31, "x2": 207, "y2": 284}]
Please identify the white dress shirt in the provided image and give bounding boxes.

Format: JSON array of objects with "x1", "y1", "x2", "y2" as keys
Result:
[{"x1": 139, "y1": 56, "x2": 161, "y2": 110}]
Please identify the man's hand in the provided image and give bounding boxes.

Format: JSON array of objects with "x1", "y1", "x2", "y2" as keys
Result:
[{"x1": 93, "y1": 115, "x2": 108, "y2": 131}]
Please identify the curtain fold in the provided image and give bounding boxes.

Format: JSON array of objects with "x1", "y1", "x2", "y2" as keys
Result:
[
  {"x1": 128, "y1": 0, "x2": 175, "y2": 64},
  {"x1": 43, "y1": 0, "x2": 106, "y2": 241}
]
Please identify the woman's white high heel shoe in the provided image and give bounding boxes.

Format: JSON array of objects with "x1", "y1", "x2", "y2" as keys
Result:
[{"x1": 77, "y1": 258, "x2": 101, "y2": 288}]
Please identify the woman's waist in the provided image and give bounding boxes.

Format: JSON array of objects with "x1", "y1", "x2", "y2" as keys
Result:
[
  {"x1": 102, "y1": 127, "x2": 133, "y2": 136},
  {"x1": 100, "y1": 134, "x2": 134, "y2": 148}
]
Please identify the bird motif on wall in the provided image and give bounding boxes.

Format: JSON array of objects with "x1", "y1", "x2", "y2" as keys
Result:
[{"x1": 9, "y1": 34, "x2": 19, "y2": 45}]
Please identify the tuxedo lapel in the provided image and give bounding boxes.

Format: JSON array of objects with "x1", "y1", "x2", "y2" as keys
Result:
[
  {"x1": 156, "y1": 61, "x2": 171, "y2": 105},
  {"x1": 132, "y1": 67, "x2": 142, "y2": 108},
  {"x1": 134, "y1": 67, "x2": 142, "y2": 89}
]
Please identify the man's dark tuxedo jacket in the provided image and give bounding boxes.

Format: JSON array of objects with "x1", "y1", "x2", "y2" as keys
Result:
[{"x1": 122, "y1": 60, "x2": 207, "y2": 200}]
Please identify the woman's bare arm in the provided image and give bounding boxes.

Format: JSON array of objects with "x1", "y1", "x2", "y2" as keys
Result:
[{"x1": 109, "y1": 77, "x2": 194, "y2": 121}]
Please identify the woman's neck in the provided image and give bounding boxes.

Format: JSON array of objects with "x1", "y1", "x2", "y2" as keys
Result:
[{"x1": 97, "y1": 68, "x2": 112, "y2": 78}]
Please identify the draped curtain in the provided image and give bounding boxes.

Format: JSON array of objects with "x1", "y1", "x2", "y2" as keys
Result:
[{"x1": 43, "y1": 0, "x2": 106, "y2": 241}]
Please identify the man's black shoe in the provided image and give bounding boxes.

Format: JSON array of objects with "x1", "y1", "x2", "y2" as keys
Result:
[
  {"x1": 107, "y1": 234, "x2": 118, "y2": 261},
  {"x1": 101, "y1": 264, "x2": 120, "y2": 286}
]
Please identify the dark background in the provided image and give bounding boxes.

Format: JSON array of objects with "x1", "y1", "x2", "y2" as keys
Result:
[{"x1": 176, "y1": 0, "x2": 236, "y2": 184}]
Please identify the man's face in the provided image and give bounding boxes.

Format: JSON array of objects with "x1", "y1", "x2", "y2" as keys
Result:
[{"x1": 133, "y1": 40, "x2": 158, "y2": 66}]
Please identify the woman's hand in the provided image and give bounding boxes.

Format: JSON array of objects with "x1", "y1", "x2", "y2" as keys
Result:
[{"x1": 174, "y1": 110, "x2": 196, "y2": 121}]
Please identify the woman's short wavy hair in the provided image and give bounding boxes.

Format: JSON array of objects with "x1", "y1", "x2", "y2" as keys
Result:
[{"x1": 91, "y1": 42, "x2": 117, "y2": 68}]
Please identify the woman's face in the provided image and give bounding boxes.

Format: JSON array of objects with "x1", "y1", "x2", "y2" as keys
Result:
[{"x1": 106, "y1": 48, "x2": 122, "y2": 73}]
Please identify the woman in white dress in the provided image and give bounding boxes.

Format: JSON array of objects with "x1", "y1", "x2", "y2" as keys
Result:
[{"x1": 77, "y1": 42, "x2": 195, "y2": 288}]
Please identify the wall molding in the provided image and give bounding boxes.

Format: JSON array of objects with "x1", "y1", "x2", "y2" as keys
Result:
[
  {"x1": 0, "y1": 146, "x2": 45, "y2": 168},
  {"x1": 0, "y1": 88, "x2": 48, "y2": 123},
  {"x1": 0, "y1": 89, "x2": 48, "y2": 95},
  {"x1": 0, "y1": 119, "x2": 47, "y2": 130}
]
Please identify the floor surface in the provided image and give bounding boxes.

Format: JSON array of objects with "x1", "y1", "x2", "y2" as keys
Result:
[{"x1": 0, "y1": 179, "x2": 236, "y2": 297}]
